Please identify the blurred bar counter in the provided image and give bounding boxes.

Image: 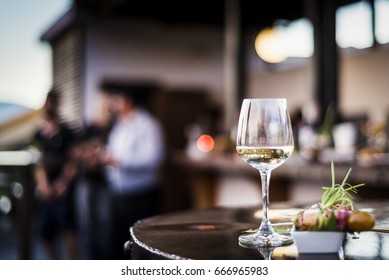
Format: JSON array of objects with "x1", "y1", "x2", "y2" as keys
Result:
[{"x1": 168, "y1": 150, "x2": 389, "y2": 208}]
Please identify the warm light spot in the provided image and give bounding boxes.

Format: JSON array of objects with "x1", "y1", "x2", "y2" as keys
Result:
[
  {"x1": 272, "y1": 244, "x2": 299, "y2": 259},
  {"x1": 197, "y1": 134, "x2": 214, "y2": 153},
  {"x1": 254, "y1": 27, "x2": 287, "y2": 64},
  {"x1": 254, "y1": 18, "x2": 313, "y2": 63},
  {"x1": 196, "y1": 225, "x2": 217, "y2": 231}
]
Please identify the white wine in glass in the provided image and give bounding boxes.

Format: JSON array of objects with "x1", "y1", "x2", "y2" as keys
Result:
[{"x1": 236, "y1": 98, "x2": 294, "y2": 247}]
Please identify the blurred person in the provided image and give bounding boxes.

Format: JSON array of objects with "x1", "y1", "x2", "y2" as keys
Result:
[
  {"x1": 32, "y1": 90, "x2": 79, "y2": 259},
  {"x1": 99, "y1": 82, "x2": 166, "y2": 259},
  {"x1": 73, "y1": 96, "x2": 113, "y2": 259}
]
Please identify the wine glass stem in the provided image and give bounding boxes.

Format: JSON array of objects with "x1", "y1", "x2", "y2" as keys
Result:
[{"x1": 259, "y1": 170, "x2": 272, "y2": 233}]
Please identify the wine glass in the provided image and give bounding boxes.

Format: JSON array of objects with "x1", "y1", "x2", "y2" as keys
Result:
[{"x1": 236, "y1": 98, "x2": 294, "y2": 247}]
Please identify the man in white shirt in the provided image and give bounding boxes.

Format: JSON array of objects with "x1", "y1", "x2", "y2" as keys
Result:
[{"x1": 100, "y1": 82, "x2": 165, "y2": 259}]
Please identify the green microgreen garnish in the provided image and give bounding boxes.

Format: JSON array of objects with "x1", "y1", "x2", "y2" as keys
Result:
[{"x1": 320, "y1": 161, "x2": 364, "y2": 211}]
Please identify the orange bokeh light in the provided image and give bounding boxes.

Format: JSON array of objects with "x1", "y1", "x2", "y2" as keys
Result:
[{"x1": 197, "y1": 134, "x2": 214, "y2": 153}]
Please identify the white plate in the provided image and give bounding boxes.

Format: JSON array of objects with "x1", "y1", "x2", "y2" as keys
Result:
[{"x1": 291, "y1": 228, "x2": 345, "y2": 253}]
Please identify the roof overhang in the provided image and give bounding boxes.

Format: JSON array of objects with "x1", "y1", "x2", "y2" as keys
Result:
[{"x1": 40, "y1": 7, "x2": 77, "y2": 42}]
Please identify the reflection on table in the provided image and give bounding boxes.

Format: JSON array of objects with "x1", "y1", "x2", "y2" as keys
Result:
[{"x1": 129, "y1": 200, "x2": 389, "y2": 260}]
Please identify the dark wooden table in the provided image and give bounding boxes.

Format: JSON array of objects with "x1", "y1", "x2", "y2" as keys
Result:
[{"x1": 129, "y1": 200, "x2": 389, "y2": 260}]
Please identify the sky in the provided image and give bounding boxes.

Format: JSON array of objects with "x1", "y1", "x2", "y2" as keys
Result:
[{"x1": 0, "y1": 0, "x2": 71, "y2": 110}]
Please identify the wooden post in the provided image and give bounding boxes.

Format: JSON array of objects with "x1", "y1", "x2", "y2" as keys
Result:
[
  {"x1": 223, "y1": 0, "x2": 244, "y2": 134},
  {"x1": 305, "y1": 0, "x2": 339, "y2": 124}
]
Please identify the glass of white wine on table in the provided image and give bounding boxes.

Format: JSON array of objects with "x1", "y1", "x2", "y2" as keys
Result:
[{"x1": 236, "y1": 98, "x2": 294, "y2": 247}]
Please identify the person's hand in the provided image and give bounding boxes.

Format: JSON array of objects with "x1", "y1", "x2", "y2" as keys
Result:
[
  {"x1": 99, "y1": 147, "x2": 118, "y2": 166},
  {"x1": 85, "y1": 141, "x2": 105, "y2": 169},
  {"x1": 54, "y1": 176, "x2": 70, "y2": 197},
  {"x1": 37, "y1": 184, "x2": 54, "y2": 200}
]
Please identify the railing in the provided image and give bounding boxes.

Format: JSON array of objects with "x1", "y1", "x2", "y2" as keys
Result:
[{"x1": 0, "y1": 150, "x2": 39, "y2": 259}]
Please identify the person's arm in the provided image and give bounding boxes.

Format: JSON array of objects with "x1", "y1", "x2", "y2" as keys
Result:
[
  {"x1": 32, "y1": 131, "x2": 54, "y2": 199},
  {"x1": 34, "y1": 164, "x2": 53, "y2": 199},
  {"x1": 54, "y1": 127, "x2": 79, "y2": 197},
  {"x1": 54, "y1": 156, "x2": 78, "y2": 196}
]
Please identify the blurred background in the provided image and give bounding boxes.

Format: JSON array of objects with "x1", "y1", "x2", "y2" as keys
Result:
[{"x1": 1, "y1": 0, "x2": 389, "y2": 259}]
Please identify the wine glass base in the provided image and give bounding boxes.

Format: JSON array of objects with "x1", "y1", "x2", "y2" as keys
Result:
[{"x1": 239, "y1": 232, "x2": 293, "y2": 248}]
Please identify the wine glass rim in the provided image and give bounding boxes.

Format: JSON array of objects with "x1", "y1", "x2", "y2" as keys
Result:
[{"x1": 243, "y1": 98, "x2": 286, "y2": 101}]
